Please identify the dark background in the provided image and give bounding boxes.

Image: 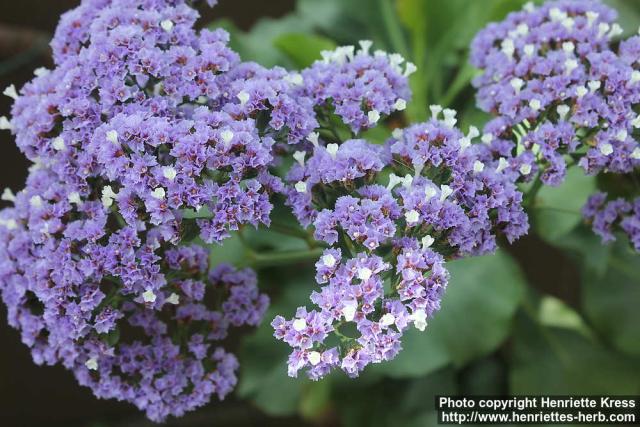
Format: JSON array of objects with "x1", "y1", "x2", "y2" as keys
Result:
[{"x1": 0, "y1": 2, "x2": 305, "y2": 426}]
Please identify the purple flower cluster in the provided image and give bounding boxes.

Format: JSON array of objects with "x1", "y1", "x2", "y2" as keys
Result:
[
  {"x1": 583, "y1": 192, "x2": 640, "y2": 251},
  {"x1": 0, "y1": 0, "x2": 294, "y2": 421},
  {"x1": 273, "y1": 110, "x2": 528, "y2": 379},
  {"x1": 471, "y1": 0, "x2": 640, "y2": 186}
]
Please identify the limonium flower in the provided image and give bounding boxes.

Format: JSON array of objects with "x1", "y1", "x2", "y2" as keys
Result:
[
  {"x1": 272, "y1": 108, "x2": 528, "y2": 379},
  {"x1": 583, "y1": 193, "x2": 640, "y2": 251}
]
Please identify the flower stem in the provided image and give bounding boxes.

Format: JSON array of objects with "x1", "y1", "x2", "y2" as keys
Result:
[{"x1": 245, "y1": 247, "x2": 325, "y2": 269}]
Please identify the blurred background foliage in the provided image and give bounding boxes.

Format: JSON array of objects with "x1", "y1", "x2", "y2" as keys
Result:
[{"x1": 1, "y1": 1, "x2": 640, "y2": 426}]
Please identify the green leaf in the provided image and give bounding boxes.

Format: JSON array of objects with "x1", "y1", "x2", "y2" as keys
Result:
[
  {"x1": 274, "y1": 33, "x2": 336, "y2": 69},
  {"x1": 532, "y1": 167, "x2": 596, "y2": 242},
  {"x1": 582, "y1": 242, "x2": 640, "y2": 357},
  {"x1": 538, "y1": 295, "x2": 593, "y2": 339},
  {"x1": 375, "y1": 252, "x2": 525, "y2": 378},
  {"x1": 510, "y1": 313, "x2": 640, "y2": 394}
]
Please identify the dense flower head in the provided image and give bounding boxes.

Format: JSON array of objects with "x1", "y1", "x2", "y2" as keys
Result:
[
  {"x1": 583, "y1": 192, "x2": 640, "y2": 251},
  {"x1": 273, "y1": 109, "x2": 529, "y2": 379},
  {"x1": 0, "y1": 167, "x2": 268, "y2": 421},
  {"x1": 471, "y1": 0, "x2": 640, "y2": 186},
  {"x1": 299, "y1": 42, "x2": 414, "y2": 134}
]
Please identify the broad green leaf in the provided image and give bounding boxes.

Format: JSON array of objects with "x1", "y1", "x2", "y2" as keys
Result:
[
  {"x1": 582, "y1": 242, "x2": 640, "y2": 357},
  {"x1": 375, "y1": 252, "x2": 525, "y2": 378},
  {"x1": 274, "y1": 33, "x2": 336, "y2": 69},
  {"x1": 510, "y1": 314, "x2": 640, "y2": 394},
  {"x1": 532, "y1": 167, "x2": 596, "y2": 242},
  {"x1": 538, "y1": 295, "x2": 593, "y2": 339}
]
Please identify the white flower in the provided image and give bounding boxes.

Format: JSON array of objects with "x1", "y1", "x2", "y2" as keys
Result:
[
  {"x1": 501, "y1": 39, "x2": 515, "y2": 57},
  {"x1": 523, "y1": 44, "x2": 535, "y2": 57},
  {"x1": 632, "y1": 71, "x2": 640, "y2": 85},
  {"x1": 307, "y1": 132, "x2": 320, "y2": 148},
  {"x1": 575, "y1": 86, "x2": 588, "y2": 98},
  {"x1": 586, "y1": 11, "x2": 599, "y2": 27},
  {"x1": 368, "y1": 110, "x2": 381, "y2": 124},
  {"x1": 34, "y1": 67, "x2": 50, "y2": 77},
  {"x1": 380, "y1": 313, "x2": 396, "y2": 327},
  {"x1": 394, "y1": 99, "x2": 407, "y2": 111},
  {"x1": 387, "y1": 173, "x2": 403, "y2": 191},
  {"x1": 529, "y1": 99, "x2": 541, "y2": 111},
  {"x1": 410, "y1": 309, "x2": 428, "y2": 331},
  {"x1": 220, "y1": 130, "x2": 234, "y2": 144},
  {"x1": 295, "y1": 181, "x2": 307, "y2": 193},
  {"x1": 473, "y1": 160, "x2": 485, "y2": 173},
  {"x1": 293, "y1": 318, "x2": 307, "y2": 332},
  {"x1": 0, "y1": 116, "x2": 13, "y2": 130},
  {"x1": 1, "y1": 188, "x2": 16, "y2": 202},
  {"x1": 439, "y1": 184, "x2": 453, "y2": 202},
  {"x1": 151, "y1": 187, "x2": 166, "y2": 199},
  {"x1": 401, "y1": 174, "x2": 413, "y2": 188},
  {"x1": 85, "y1": 358, "x2": 98, "y2": 371},
  {"x1": 608, "y1": 23, "x2": 623, "y2": 38},
  {"x1": 326, "y1": 143, "x2": 339, "y2": 159},
  {"x1": 564, "y1": 59, "x2": 578, "y2": 74},
  {"x1": 481, "y1": 133, "x2": 493, "y2": 144},
  {"x1": 442, "y1": 109, "x2": 457, "y2": 128},
  {"x1": 293, "y1": 151, "x2": 306, "y2": 166},
  {"x1": 510, "y1": 78, "x2": 524, "y2": 93},
  {"x1": 163, "y1": 166, "x2": 177, "y2": 181},
  {"x1": 424, "y1": 186, "x2": 437, "y2": 200},
  {"x1": 588, "y1": 80, "x2": 601, "y2": 93},
  {"x1": 557, "y1": 104, "x2": 570, "y2": 120},
  {"x1": 598, "y1": 22, "x2": 610, "y2": 39},
  {"x1": 404, "y1": 209, "x2": 420, "y2": 225},
  {"x1": 404, "y1": 62, "x2": 417, "y2": 77},
  {"x1": 308, "y1": 351, "x2": 322, "y2": 366},
  {"x1": 101, "y1": 185, "x2": 117, "y2": 208},
  {"x1": 342, "y1": 301, "x2": 357, "y2": 322},
  {"x1": 562, "y1": 42, "x2": 575, "y2": 53},
  {"x1": 52, "y1": 137, "x2": 65, "y2": 151},
  {"x1": 29, "y1": 195, "x2": 43, "y2": 207},
  {"x1": 631, "y1": 148, "x2": 640, "y2": 159},
  {"x1": 285, "y1": 73, "x2": 303, "y2": 86},
  {"x1": 68, "y1": 192, "x2": 81, "y2": 204},
  {"x1": 106, "y1": 130, "x2": 119, "y2": 144},
  {"x1": 322, "y1": 254, "x2": 336, "y2": 268},
  {"x1": 166, "y1": 293, "x2": 180, "y2": 305},
  {"x1": 358, "y1": 40, "x2": 373, "y2": 55},
  {"x1": 142, "y1": 289, "x2": 157, "y2": 303},
  {"x1": 3, "y1": 84, "x2": 18, "y2": 100},
  {"x1": 496, "y1": 157, "x2": 509, "y2": 173},
  {"x1": 599, "y1": 143, "x2": 613, "y2": 156},
  {"x1": 160, "y1": 19, "x2": 174, "y2": 32},
  {"x1": 237, "y1": 90, "x2": 250, "y2": 106},
  {"x1": 429, "y1": 105, "x2": 443, "y2": 120},
  {"x1": 616, "y1": 130, "x2": 628, "y2": 141},
  {"x1": 520, "y1": 163, "x2": 532, "y2": 176},
  {"x1": 0, "y1": 218, "x2": 17, "y2": 230},
  {"x1": 392, "y1": 128, "x2": 403, "y2": 139},
  {"x1": 421, "y1": 235, "x2": 434, "y2": 249},
  {"x1": 357, "y1": 267, "x2": 373, "y2": 281}
]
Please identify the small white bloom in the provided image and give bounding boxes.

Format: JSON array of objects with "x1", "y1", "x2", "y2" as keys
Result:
[
  {"x1": 410, "y1": 309, "x2": 428, "y2": 331},
  {"x1": 496, "y1": 157, "x2": 509, "y2": 173},
  {"x1": 342, "y1": 303, "x2": 357, "y2": 322},
  {"x1": 405, "y1": 209, "x2": 420, "y2": 225},
  {"x1": 599, "y1": 143, "x2": 614, "y2": 156},
  {"x1": 0, "y1": 218, "x2": 17, "y2": 230},
  {"x1": 0, "y1": 116, "x2": 13, "y2": 130},
  {"x1": 380, "y1": 313, "x2": 396, "y2": 327},
  {"x1": 392, "y1": 128, "x2": 404, "y2": 139},
  {"x1": 237, "y1": 90, "x2": 250, "y2": 106},
  {"x1": 586, "y1": 11, "x2": 599, "y2": 27},
  {"x1": 160, "y1": 19, "x2": 174, "y2": 32},
  {"x1": 425, "y1": 186, "x2": 437, "y2": 200},
  {"x1": 588, "y1": 80, "x2": 601, "y2": 93},
  {"x1": 220, "y1": 129, "x2": 234, "y2": 144},
  {"x1": 562, "y1": 42, "x2": 575, "y2": 53},
  {"x1": 292, "y1": 318, "x2": 307, "y2": 331},
  {"x1": 631, "y1": 71, "x2": 640, "y2": 85},
  {"x1": 307, "y1": 132, "x2": 320, "y2": 148},
  {"x1": 142, "y1": 289, "x2": 157, "y2": 303},
  {"x1": 440, "y1": 184, "x2": 453, "y2": 202},
  {"x1": 557, "y1": 104, "x2": 570, "y2": 120},
  {"x1": 52, "y1": 136, "x2": 65, "y2": 151},
  {"x1": 549, "y1": 7, "x2": 566, "y2": 22},
  {"x1": 561, "y1": 17, "x2": 574, "y2": 30},
  {"x1": 293, "y1": 151, "x2": 306, "y2": 166},
  {"x1": 429, "y1": 105, "x2": 443, "y2": 120},
  {"x1": 616, "y1": 129, "x2": 628, "y2": 141},
  {"x1": 85, "y1": 358, "x2": 98, "y2": 371},
  {"x1": 394, "y1": 99, "x2": 407, "y2": 111},
  {"x1": 401, "y1": 174, "x2": 413, "y2": 188},
  {"x1": 387, "y1": 173, "x2": 403, "y2": 191},
  {"x1": 631, "y1": 147, "x2": 640, "y2": 159},
  {"x1": 322, "y1": 253, "x2": 336, "y2": 268},
  {"x1": 529, "y1": 99, "x2": 541, "y2": 111},
  {"x1": 68, "y1": 192, "x2": 81, "y2": 204},
  {"x1": 575, "y1": 86, "x2": 588, "y2": 98},
  {"x1": 598, "y1": 22, "x2": 610, "y2": 39},
  {"x1": 368, "y1": 110, "x2": 381, "y2": 124},
  {"x1": 326, "y1": 143, "x2": 339, "y2": 159},
  {"x1": 34, "y1": 67, "x2": 50, "y2": 77},
  {"x1": 516, "y1": 23, "x2": 529, "y2": 36},
  {"x1": 510, "y1": 78, "x2": 524, "y2": 93},
  {"x1": 106, "y1": 130, "x2": 119, "y2": 144},
  {"x1": 523, "y1": 44, "x2": 535, "y2": 57},
  {"x1": 3, "y1": 84, "x2": 18, "y2": 100},
  {"x1": 564, "y1": 59, "x2": 578, "y2": 74},
  {"x1": 29, "y1": 195, "x2": 43, "y2": 208},
  {"x1": 308, "y1": 351, "x2": 322, "y2": 366},
  {"x1": 357, "y1": 267, "x2": 373, "y2": 281},
  {"x1": 501, "y1": 39, "x2": 515, "y2": 57},
  {"x1": 285, "y1": 73, "x2": 303, "y2": 86},
  {"x1": 358, "y1": 40, "x2": 373, "y2": 55},
  {"x1": 404, "y1": 62, "x2": 417, "y2": 77},
  {"x1": 421, "y1": 235, "x2": 434, "y2": 249},
  {"x1": 163, "y1": 166, "x2": 177, "y2": 181},
  {"x1": 473, "y1": 160, "x2": 485, "y2": 173},
  {"x1": 608, "y1": 23, "x2": 623, "y2": 38},
  {"x1": 166, "y1": 293, "x2": 180, "y2": 305},
  {"x1": 481, "y1": 133, "x2": 494, "y2": 144},
  {"x1": 1, "y1": 188, "x2": 16, "y2": 202},
  {"x1": 632, "y1": 115, "x2": 640, "y2": 128},
  {"x1": 101, "y1": 185, "x2": 117, "y2": 208},
  {"x1": 151, "y1": 187, "x2": 166, "y2": 199},
  {"x1": 295, "y1": 181, "x2": 308, "y2": 193},
  {"x1": 442, "y1": 109, "x2": 457, "y2": 128},
  {"x1": 520, "y1": 163, "x2": 532, "y2": 176}
]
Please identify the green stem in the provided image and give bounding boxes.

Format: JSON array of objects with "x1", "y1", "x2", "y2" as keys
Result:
[
  {"x1": 246, "y1": 248, "x2": 325, "y2": 269},
  {"x1": 269, "y1": 221, "x2": 318, "y2": 248}
]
